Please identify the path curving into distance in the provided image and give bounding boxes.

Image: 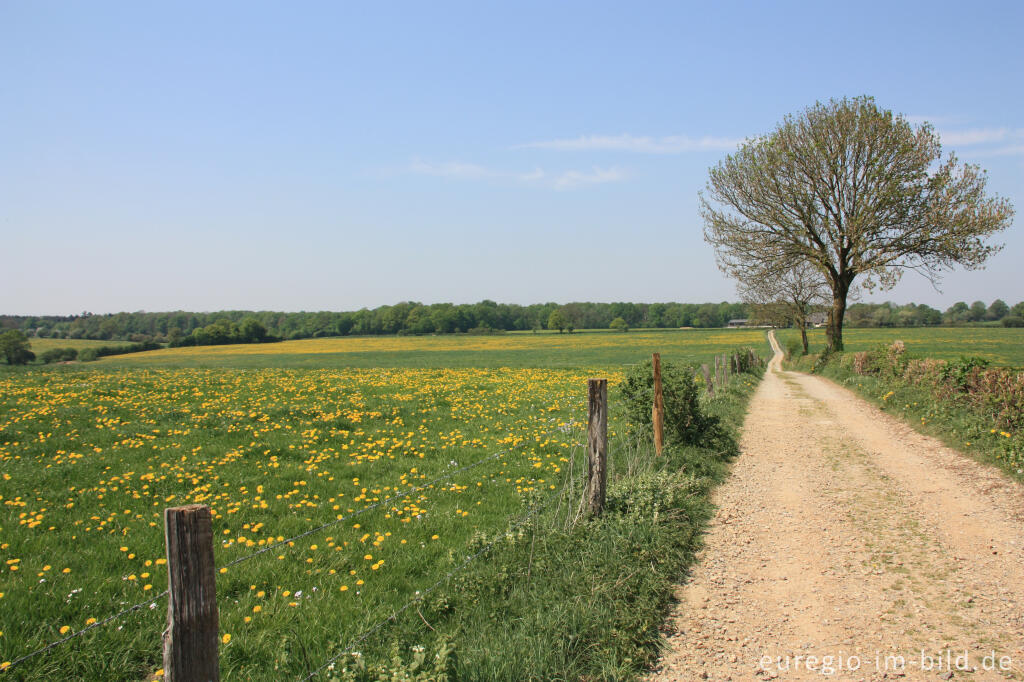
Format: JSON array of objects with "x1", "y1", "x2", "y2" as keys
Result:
[{"x1": 650, "y1": 331, "x2": 1024, "y2": 681}]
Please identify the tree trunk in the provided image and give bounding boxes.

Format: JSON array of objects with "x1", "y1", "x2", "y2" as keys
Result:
[
  {"x1": 825, "y1": 276, "x2": 851, "y2": 351},
  {"x1": 800, "y1": 325, "x2": 808, "y2": 355}
]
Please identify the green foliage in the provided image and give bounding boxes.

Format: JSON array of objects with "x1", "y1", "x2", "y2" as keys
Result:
[
  {"x1": 620, "y1": 358, "x2": 716, "y2": 446},
  {"x1": 1002, "y1": 316, "x2": 1024, "y2": 328},
  {"x1": 0, "y1": 330, "x2": 35, "y2": 365},
  {"x1": 546, "y1": 309, "x2": 567, "y2": 333},
  {"x1": 325, "y1": 640, "x2": 454, "y2": 681},
  {"x1": 785, "y1": 340, "x2": 802, "y2": 360},
  {"x1": 939, "y1": 356, "x2": 990, "y2": 391},
  {"x1": 172, "y1": 318, "x2": 276, "y2": 348},
  {"x1": 39, "y1": 347, "x2": 79, "y2": 364},
  {"x1": 609, "y1": 317, "x2": 628, "y2": 332},
  {"x1": 78, "y1": 347, "x2": 99, "y2": 362}
]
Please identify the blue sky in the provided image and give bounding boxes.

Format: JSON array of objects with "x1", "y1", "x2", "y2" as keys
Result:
[{"x1": 2, "y1": 0, "x2": 1021, "y2": 315}]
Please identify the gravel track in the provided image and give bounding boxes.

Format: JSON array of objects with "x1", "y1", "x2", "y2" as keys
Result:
[{"x1": 649, "y1": 331, "x2": 1024, "y2": 681}]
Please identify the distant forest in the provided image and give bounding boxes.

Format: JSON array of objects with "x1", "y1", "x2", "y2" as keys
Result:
[{"x1": 2, "y1": 299, "x2": 1022, "y2": 345}]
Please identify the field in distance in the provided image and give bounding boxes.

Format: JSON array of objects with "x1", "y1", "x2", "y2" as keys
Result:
[
  {"x1": 27, "y1": 338, "x2": 122, "y2": 352},
  {"x1": 96, "y1": 328, "x2": 772, "y2": 369},
  {"x1": 776, "y1": 326, "x2": 1024, "y2": 367}
]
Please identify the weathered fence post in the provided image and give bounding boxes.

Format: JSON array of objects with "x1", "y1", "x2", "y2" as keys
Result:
[
  {"x1": 164, "y1": 504, "x2": 219, "y2": 682},
  {"x1": 652, "y1": 353, "x2": 664, "y2": 456},
  {"x1": 586, "y1": 378, "x2": 608, "y2": 516},
  {"x1": 702, "y1": 363, "x2": 714, "y2": 398}
]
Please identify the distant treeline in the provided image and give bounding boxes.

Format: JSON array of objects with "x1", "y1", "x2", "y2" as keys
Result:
[
  {"x1": 844, "y1": 299, "x2": 1024, "y2": 327},
  {"x1": 2, "y1": 298, "x2": 1022, "y2": 344},
  {"x1": 1, "y1": 301, "x2": 749, "y2": 343}
]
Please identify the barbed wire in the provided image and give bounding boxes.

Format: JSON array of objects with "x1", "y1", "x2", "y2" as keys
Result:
[
  {"x1": 0, "y1": 590, "x2": 169, "y2": 675},
  {"x1": 220, "y1": 419, "x2": 584, "y2": 571},
  {"x1": 300, "y1": 490, "x2": 559, "y2": 681}
]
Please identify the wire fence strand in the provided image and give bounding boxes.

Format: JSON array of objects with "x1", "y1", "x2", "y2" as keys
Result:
[{"x1": 0, "y1": 590, "x2": 169, "y2": 675}]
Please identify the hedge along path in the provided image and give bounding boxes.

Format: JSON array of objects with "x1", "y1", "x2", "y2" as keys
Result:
[{"x1": 650, "y1": 332, "x2": 1024, "y2": 681}]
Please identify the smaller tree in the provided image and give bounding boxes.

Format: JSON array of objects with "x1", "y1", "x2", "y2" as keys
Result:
[
  {"x1": 0, "y1": 330, "x2": 35, "y2": 365},
  {"x1": 547, "y1": 309, "x2": 567, "y2": 333},
  {"x1": 609, "y1": 317, "x2": 629, "y2": 332},
  {"x1": 738, "y1": 261, "x2": 830, "y2": 355}
]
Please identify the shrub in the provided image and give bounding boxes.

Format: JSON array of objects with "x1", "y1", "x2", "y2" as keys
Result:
[
  {"x1": 40, "y1": 347, "x2": 80, "y2": 363},
  {"x1": 620, "y1": 358, "x2": 716, "y2": 446},
  {"x1": 1002, "y1": 316, "x2": 1024, "y2": 328},
  {"x1": 78, "y1": 348, "x2": 98, "y2": 362},
  {"x1": 939, "y1": 356, "x2": 989, "y2": 391},
  {"x1": 730, "y1": 347, "x2": 762, "y2": 372},
  {"x1": 609, "y1": 317, "x2": 629, "y2": 332},
  {"x1": 785, "y1": 340, "x2": 801, "y2": 360},
  {"x1": 812, "y1": 346, "x2": 835, "y2": 373}
]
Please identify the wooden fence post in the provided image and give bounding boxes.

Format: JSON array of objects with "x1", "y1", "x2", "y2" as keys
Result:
[
  {"x1": 586, "y1": 378, "x2": 608, "y2": 516},
  {"x1": 164, "y1": 504, "x2": 219, "y2": 682},
  {"x1": 652, "y1": 353, "x2": 664, "y2": 456},
  {"x1": 702, "y1": 363, "x2": 714, "y2": 398}
]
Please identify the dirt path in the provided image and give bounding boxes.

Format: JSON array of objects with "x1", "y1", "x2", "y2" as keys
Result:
[{"x1": 650, "y1": 331, "x2": 1024, "y2": 681}]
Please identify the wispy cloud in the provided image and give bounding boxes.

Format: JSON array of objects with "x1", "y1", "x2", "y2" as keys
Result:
[
  {"x1": 935, "y1": 127, "x2": 1024, "y2": 156},
  {"x1": 552, "y1": 167, "x2": 626, "y2": 189},
  {"x1": 406, "y1": 158, "x2": 626, "y2": 190},
  {"x1": 937, "y1": 128, "x2": 1017, "y2": 146},
  {"x1": 518, "y1": 134, "x2": 742, "y2": 154},
  {"x1": 964, "y1": 143, "x2": 1024, "y2": 158},
  {"x1": 906, "y1": 116, "x2": 1024, "y2": 156},
  {"x1": 407, "y1": 159, "x2": 495, "y2": 179}
]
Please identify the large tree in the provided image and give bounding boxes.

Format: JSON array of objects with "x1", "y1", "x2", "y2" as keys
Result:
[{"x1": 701, "y1": 96, "x2": 1014, "y2": 350}]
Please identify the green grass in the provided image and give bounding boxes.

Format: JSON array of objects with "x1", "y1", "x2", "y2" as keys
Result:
[
  {"x1": 0, "y1": 331, "x2": 768, "y2": 679},
  {"x1": 776, "y1": 326, "x2": 1024, "y2": 367}
]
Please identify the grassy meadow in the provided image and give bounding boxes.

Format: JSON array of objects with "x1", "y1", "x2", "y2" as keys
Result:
[
  {"x1": 0, "y1": 328, "x2": 767, "y2": 679},
  {"x1": 96, "y1": 328, "x2": 772, "y2": 369},
  {"x1": 776, "y1": 326, "x2": 1024, "y2": 367}
]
